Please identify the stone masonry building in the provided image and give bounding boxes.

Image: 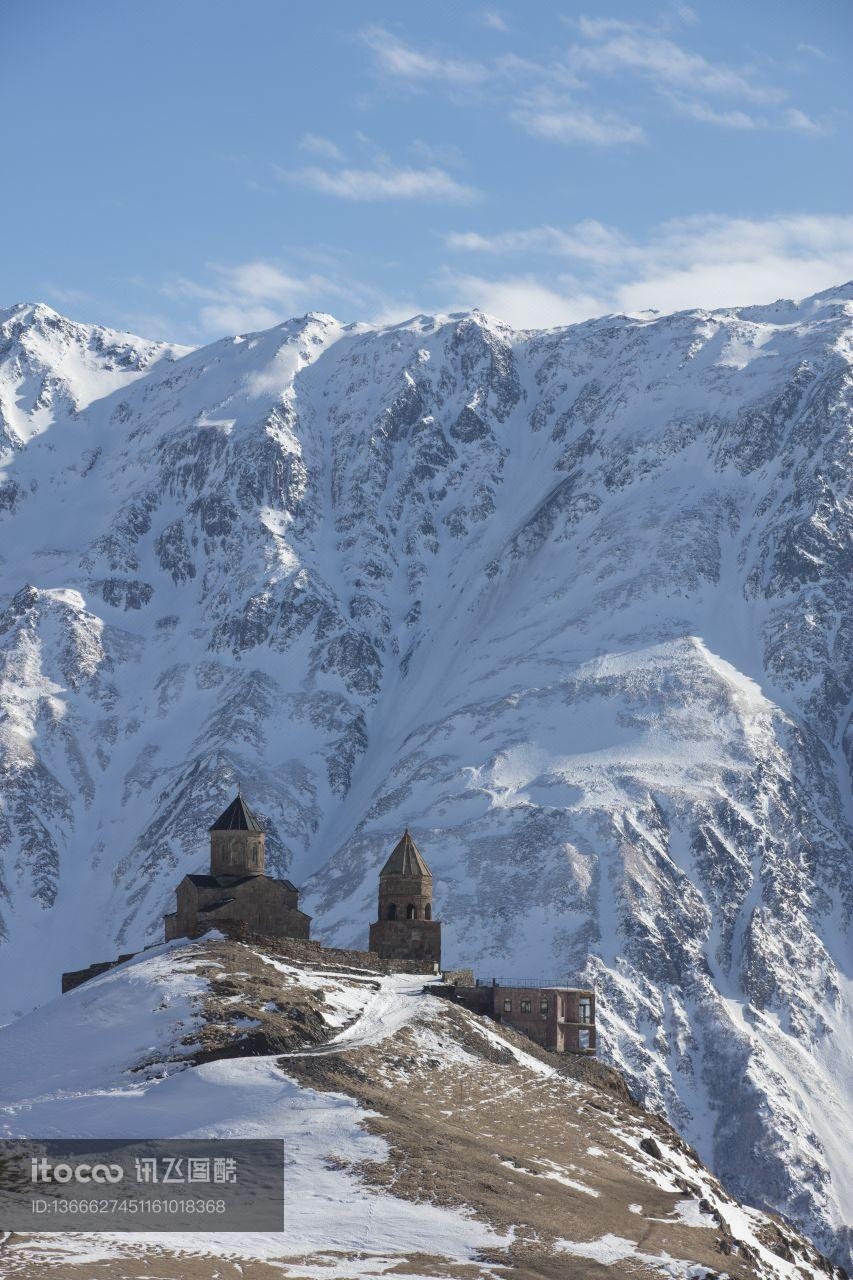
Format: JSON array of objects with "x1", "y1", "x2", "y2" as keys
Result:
[
  {"x1": 164, "y1": 791, "x2": 311, "y2": 943},
  {"x1": 452, "y1": 981, "x2": 596, "y2": 1054},
  {"x1": 67, "y1": 807, "x2": 596, "y2": 1056},
  {"x1": 368, "y1": 829, "x2": 441, "y2": 969}
]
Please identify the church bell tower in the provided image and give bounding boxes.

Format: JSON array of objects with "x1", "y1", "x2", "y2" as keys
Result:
[{"x1": 369, "y1": 829, "x2": 441, "y2": 969}]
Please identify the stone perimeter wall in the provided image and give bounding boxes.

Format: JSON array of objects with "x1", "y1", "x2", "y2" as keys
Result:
[
  {"x1": 207, "y1": 923, "x2": 438, "y2": 974},
  {"x1": 61, "y1": 954, "x2": 137, "y2": 994},
  {"x1": 61, "y1": 924, "x2": 438, "y2": 993}
]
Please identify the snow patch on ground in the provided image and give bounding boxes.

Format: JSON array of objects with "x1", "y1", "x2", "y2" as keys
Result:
[{"x1": 556, "y1": 1232, "x2": 718, "y2": 1277}]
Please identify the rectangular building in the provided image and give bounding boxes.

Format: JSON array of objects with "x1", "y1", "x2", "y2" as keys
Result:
[{"x1": 454, "y1": 981, "x2": 596, "y2": 1054}]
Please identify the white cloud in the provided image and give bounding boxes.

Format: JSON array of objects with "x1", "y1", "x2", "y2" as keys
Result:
[
  {"x1": 164, "y1": 258, "x2": 430, "y2": 340},
  {"x1": 783, "y1": 108, "x2": 827, "y2": 135},
  {"x1": 447, "y1": 220, "x2": 637, "y2": 265},
  {"x1": 292, "y1": 163, "x2": 478, "y2": 203},
  {"x1": 362, "y1": 26, "x2": 487, "y2": 86},
  {"x1": 360, "y1": 24, "x2": 641, "y2": 149},
  {"x1": 479, "y1": 11, "x2": 509, "y2": 32},
  {"x1": 572, "y1": 18, "x2": 782, "y2": 103},
  {"x1": 409, "y1": 138, "x2": 467, "y2": 168},
  {"x1": 665, "y1": 96, "x2": 829, "y2": 136},
  {"x1": 297, "y1": 133, "x2": 344, "y2": 160},
  {"x1": 165, "y1": 260, "x2": 361, "y2": 336},
  {"x1": 567, "y1": 16, "x2": 827, "y2": 134},
  {"x1": 513, "y1": 106, "x2": 644, "y2": 145},
  {"x1": 46, "y1": 285, "x2": 95, "y2": 307},
  {"x1": 672, "y1": 99, "x2": 761, "y2": 129},
  {"x1": 162, "y1": 217, "x2": 853, "y2": 341},
  {"x1": 796, "y1": 42, "x2": 830, "y2": 61},
  {"x1": 439, "y1": 270, "x2": 605, "y2": 328},
  {"x1": 443, "y1": 213, "x2": 853, "y2": 324},
  {"x1": 358, "y1": 17, "x2": 824, "y2": 143}
]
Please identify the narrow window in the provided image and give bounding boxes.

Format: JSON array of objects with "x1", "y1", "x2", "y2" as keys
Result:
[
  {"x1": 387, "y1": 903, "x2": 397, "y2": 920},
  {"x1": 424, "y1": 903, "x2": 432, "y2": 920},
  {"x1": 520, "y1": 998, "x2": 532, "y2": 1014},
  {"x1": 406, "y1": 903, "x2": 417, "y2": 920},
  {"x1": 578, "y1": 1028, "x2": 591, "y2": 1050},
  {"x1": 540, "y1": 997, "x2": 549, "y2": 1015},
  {"x1": 579, "y1": 997, "x2": 592, "y2": 1023},
  {"x1": 503, "y1": 998, "x2": 512, "y2": 1013}
]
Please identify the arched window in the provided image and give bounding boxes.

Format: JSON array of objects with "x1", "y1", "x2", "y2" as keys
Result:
[
  {"x1": 406, "y1": 903, "x2": 417, "y2": 920},
  {"x1": 387, "y1": 903, "x2": 397, "y2": 920},
  {"x1": 424, "y1": 903, "x2": 432, "y2": 920}
]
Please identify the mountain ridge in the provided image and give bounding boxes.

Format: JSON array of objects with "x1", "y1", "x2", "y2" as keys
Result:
[{"x1": 0, "y1": 285, "x2": 851, "y2": 1268}]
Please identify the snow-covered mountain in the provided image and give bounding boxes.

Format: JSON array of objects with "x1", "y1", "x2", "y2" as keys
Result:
[
  {"x1": 0, "y1": 290, "x2": 850, "y2": 1268},
  {"x1": 0, "y1": 935, "x2": 844, "y2": 1280}
]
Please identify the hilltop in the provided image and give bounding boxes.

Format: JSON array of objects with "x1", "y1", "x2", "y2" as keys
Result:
[{"x1": 0, "y1": 936, "x2": 844, "y2": 1280}]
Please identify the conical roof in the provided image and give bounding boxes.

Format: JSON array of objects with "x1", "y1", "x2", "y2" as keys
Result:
[
  {"x1": 380, "y1": 829, "x2": 431, "y2": 878},
  {"x1": 209, "y1": 792, "x2": 264, "y2": 833}
]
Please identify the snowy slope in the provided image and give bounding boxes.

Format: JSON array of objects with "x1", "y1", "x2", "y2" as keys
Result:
[
  {"x1": 0, "y1": 943, "x2": 507, "y2": 1275},
  {"x1": 0, "y1": 287, "x2": 851, "y2": 1267},
  {"x1": 0, "y1": 937, "x2": 844, "y2": 1280}
]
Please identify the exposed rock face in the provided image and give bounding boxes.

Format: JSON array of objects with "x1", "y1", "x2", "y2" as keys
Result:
[{"x1": 0, "y1": 290, "x2": 851, "y2": 1268}]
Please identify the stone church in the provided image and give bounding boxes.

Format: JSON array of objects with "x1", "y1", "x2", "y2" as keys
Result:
[
  {"x1": 164, "y1": 791, "x2": 311, "y2": 942},
  {"x1": 164, "y1": 794, "x2": 441, "y2": 971},
  {"x1": 368, "y1": 828, "x2": 441, "y2": 968}
]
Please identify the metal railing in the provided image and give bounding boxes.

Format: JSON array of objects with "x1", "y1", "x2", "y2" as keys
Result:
[{"x1": 476, "y1": 976, "x2": 591, "y2": 990}]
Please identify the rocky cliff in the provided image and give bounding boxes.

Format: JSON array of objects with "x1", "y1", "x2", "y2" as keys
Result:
[{"x1": 0, "y1": 289, "x2": 850, "y2": 1267}]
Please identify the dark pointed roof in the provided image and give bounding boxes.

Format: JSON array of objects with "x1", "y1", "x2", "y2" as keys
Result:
[
  {"x1": 379, "y1": 829, "x2": 431, "y2": 878},
  {"x1": 209, "y1": 792, "x2": 264, "y2": 833}
]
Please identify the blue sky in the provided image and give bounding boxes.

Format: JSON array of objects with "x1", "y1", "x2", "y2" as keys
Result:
[{"x1": 2, "y1": 0, "x2": 851, "y2": 341}]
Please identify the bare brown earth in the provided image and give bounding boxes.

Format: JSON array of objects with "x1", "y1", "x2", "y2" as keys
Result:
[{"x1": 0, "y1": 939, "x2": 842, "y2": 1280}]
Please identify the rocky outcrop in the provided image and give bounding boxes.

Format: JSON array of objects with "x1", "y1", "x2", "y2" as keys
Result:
[{"x1": 0, "y1": 289, "x2": 851, "y2": 1267}]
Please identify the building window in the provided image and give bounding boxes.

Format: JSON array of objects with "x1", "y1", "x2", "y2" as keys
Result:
[
  {"x1": 578, "y1": 1028, "x2": 591, "y2": 1050},
  {"x1": 387, "y1": 903, "x2": 397, "y2": 920},
  {"x1": 424, "y1": 903, "x2": 431, "y2": 919},
  {"x1": 540, "y1": 997, "x2": 549, "y2": 1015},
  {"x1": 520, "y1": 998, "x2": 532, "y2": 1014},
  {"x1": 406, "y1": 903, "x2": 417, "y2": 919},
  {"x1": 503, "y1": 998, "x2": 512, "y2": 1013},
  {"x1": 579, "y1": 998, "x2": 592, "y2": 1023}
]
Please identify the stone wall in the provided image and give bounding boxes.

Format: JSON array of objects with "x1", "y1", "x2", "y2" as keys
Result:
[
  {"x1": 167, "y1": 874, "x2": 310, "y2": 944},
  {"x1": 434, "y1": 982, "x2": 596, "y2": 1056},
  {"x1": 194, "y1": 923, "x2": 438, "y2": 974},
  {"x1": 443, "y1": 968, "x2": 475, "y2": 988},
  {"x1": 368, "y1": 918, "x2": 441, "y2": 967},
  {"x1": 492, "y1": 985, "x2": 559, "y2": 1051},
  {"x1": 61, "y1": 953, "x2": 137, "y2": 994},
  {"x1": 448, "y1": 984, "x2": 493, "y2": 1016},
  {"x1": 62, "y1": 926, "x2": 438, "y2": 995}
]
